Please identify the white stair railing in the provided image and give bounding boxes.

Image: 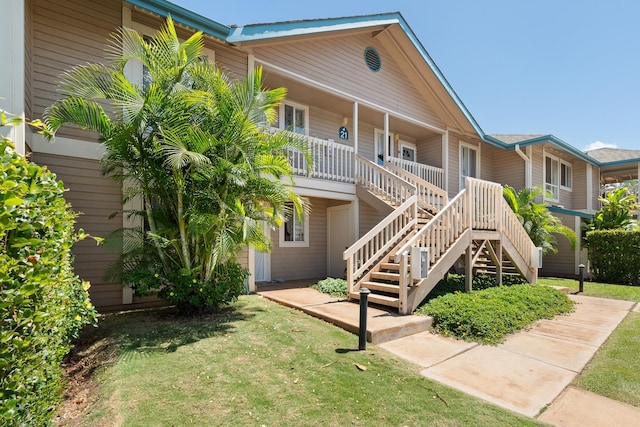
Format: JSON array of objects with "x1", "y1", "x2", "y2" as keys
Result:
[
  {"x1": 386, "y1": 162, "x2": 448, "y2": 212},
  {"x1": 355, "y1": 154, "x2": 416, "y2": 207},
  {"x1": 386, "y1": 155, "x2": 444, "y2": 189},
  {"x1": 343, "y1": 196, "x2": 418, "y2": 295}
]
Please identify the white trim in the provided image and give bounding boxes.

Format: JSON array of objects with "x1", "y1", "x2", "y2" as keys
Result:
[
  {"x1": 586, "y1": 164, "x2": 593, "y2": 212},
  {"x1": 247, "y1": 246, "x2": 256, "y2": 292},
  {"x1": 30, "y1": 130, "x2": 105, "y2": 159},
  {"x1": 254, "y1": 57, "x2": 445, "y2": 134},
  {"x1": 442, "y1": 129, "x2": 449, "y2": 193},
  {"x1": 279, "y1": 100, "x2": 309, "y2": 135},
  {"x1": 459, "y1": 141, "x2": 479, "y2": 190},
  {"x1": 0, "y1": 0, "x2": 25, "y2": 154},
  {"x1": 374, "y1": 128, "x2": 393, "y2": 165},
  {"x1": 525, "y1": 145, "x2": 533, "y2": 188},
  {"x1": 353, "y1": 101, "x2": 359, "y2": 155},
  {"x1": 543, "y1": 151, "x2": 560, "y2": 202},
  {"x1": 574, "y1": 216, "x2": 582, "y2": 275},
  {"x1": 279, "y1": 202, "x2": 309, "y2": 247}
]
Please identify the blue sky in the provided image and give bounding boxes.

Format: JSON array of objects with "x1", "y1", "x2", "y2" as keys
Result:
[{"x1": 170, "y1": 0, "x2": 640, "y2": 152}]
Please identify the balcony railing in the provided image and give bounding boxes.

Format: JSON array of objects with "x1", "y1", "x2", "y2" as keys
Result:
[{"x1": 386, "y1": 156, "x2": 444, "y2": 189}]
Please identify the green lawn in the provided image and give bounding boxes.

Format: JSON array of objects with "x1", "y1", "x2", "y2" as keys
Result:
[
  {"x1": 69, "y1": 296, "x2": 541, "y2": 426},
  {"x1": 538, "y1": 277, "x2": 640, "y2": 301}
]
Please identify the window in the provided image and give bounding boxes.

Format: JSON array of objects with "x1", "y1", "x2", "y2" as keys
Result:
[
  {"x1": 560, "y1": 162, "x2": 572, "y2": 190},
  {"x1": 280, "y1": 102, "x2": 308, "y2": 135},
  {"x1": 279, "y1": 202, "x2": 309, "y2": 247},
  {"x1": 545, "y1": 156, "x2": 572, "y2": 200},
  {"x1": 400, "y1": 141, "x2": 417, "y2": 162},
  {"x1": 460, "y1": 143, "x2": 478, "y2": 189},
  {"x1": 374, "y1": 129, "x2": 393, "y2": 165}
]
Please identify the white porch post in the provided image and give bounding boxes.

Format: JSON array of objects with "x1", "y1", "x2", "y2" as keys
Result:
[
  {"x1": 0, "y1": 0, "x2": 25, "y2": 154},
  {"x1": 383, "y1": 112, "x2": 389, "y2": 162},
  {"x1": 586, "y1": 164, "x2": 593, "y2": 212},
  {"x1": 574, "y1": 216, "x2": 582, "y2": 276},
  {"x1": 442, "y1": 129, "x2": 449, "y2": 193},
  {"x1": 353, "y1": 101, "x2": 358, "y2": 155}
]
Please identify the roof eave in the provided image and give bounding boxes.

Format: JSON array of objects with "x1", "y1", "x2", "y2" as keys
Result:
[{"x1": 125, "y1": 0, "x2": 231, "y2": 40}]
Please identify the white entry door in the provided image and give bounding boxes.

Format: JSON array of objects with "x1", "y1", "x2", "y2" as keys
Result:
[
  {"x1": 374, "y1": 129, "x2": 394, "y2": 165},
  {"x1": 254, "y1": 223, "x2": 271, "y2": 282},
  {"x1": 327, "y1": 204, "x2": 353, "y2": 278}
]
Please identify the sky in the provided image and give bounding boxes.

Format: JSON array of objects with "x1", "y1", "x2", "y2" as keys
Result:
[{"x1": 170, "y1": 0, "x2": 640, "y2": 152}]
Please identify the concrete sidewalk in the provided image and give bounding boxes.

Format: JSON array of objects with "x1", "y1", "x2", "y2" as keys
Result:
[{"x1": 257, "y1": 283, "x2": 640, "y2": 424}]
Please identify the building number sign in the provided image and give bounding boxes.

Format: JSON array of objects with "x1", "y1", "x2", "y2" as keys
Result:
[{"x1": 338, "y1": 126, "x2": 349, "y2": 140}]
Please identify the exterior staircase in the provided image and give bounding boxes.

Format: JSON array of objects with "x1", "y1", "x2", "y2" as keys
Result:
[{"x1": 344, "y1": 155, "x2": 539, "y2": 314}]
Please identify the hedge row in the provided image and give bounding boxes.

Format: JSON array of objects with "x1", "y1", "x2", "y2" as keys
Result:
[
  {"x1": 0, "y1": 137, "x2": 98, "y2": 425},
  {"x1": 586, "y1": 229, "x2": 640, "y2": 285}
]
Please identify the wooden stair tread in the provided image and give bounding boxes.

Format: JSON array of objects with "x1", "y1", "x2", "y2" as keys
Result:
[
  {"x1": 371, "y1": 271, "x2": 400, "y2": 281},
  {"x1": 350, "y1": 292, "x2": 399, "y2": 308},
  {"x1": 360, "y1": 281, "x2": 400, "y2": 293}
]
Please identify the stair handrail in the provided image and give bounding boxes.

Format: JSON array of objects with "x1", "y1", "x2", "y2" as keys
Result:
[
  {"x1": 343, "y1": 195, "x2": 419, "y2": 295},
  {"x1": 355, "y1": 154, "x2": 416, "y2": 207},
  {"x1": 386, "y1": 155, "x2": 444, "y2": 189},
  {"x1": 385, "y1": 162, "x2": 448, "y2": 213},
  {"x1": 501, "y1": 201, "x2": 536, "y2": 269}
]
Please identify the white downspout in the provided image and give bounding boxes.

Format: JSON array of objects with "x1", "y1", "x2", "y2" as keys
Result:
[{"x1": 515, "y1": 144, "x2": 531, "y2": 188}]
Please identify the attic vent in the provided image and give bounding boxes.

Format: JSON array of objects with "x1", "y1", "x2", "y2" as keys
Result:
[{"x1": 364, "y1": 47, "x2": 381, "y2": 72}]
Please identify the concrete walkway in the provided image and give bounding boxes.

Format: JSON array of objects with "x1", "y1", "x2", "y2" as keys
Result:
[{"x1": 257, "y1": 283, "x2": 640, "y2": 424}]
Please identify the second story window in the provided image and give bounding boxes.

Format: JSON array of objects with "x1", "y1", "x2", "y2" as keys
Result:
[
  {"x1": 280, "y1": 101, "x2": 308, "y2": 135},
  {"x1": 545, "y1": 156, "x2": 559, "y2": 201},
  {"x1": 560, "y1": 162, "x2": 572, "y2": 190}
]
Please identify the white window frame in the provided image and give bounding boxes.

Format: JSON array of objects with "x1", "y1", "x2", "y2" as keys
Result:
[
  {"x1": 279, "y1": 101, "x2": 309, "y2": 135},
  {"x1": 279, "y1": 202, "x2": 309, "y2": 248},
  {"x1": 374, "y1": 129, "x2": 394, "y2": 165},
  {"x1": 459, "y1": 141, "x2": 479, "y2": 190},
  {"x1": 560, "y1": 160, "x2": 573, "y2": 191},
  {"x1": 399, "y1": 140, "x2": 417, "y2": 162},
  {"x1": 544, "y1": 154, "x2": 560, "y2": 201}
]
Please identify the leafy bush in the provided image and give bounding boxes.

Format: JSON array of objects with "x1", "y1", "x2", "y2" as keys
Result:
[
  {"x1": 0, "y1": 132, "x2": 97, "y2": 425},
  {"x1": 417, "y1": 284, "x2": 574, "y2": 345},
  {"x1": 312, "y1": 278, "x2": 347, "y2": 298},
  {"x1": 586, "y1": 229, "x2": 640, "y2": 285},
  {"x1": 421, "y1": 274, "x2": 526, "y2": 303}
]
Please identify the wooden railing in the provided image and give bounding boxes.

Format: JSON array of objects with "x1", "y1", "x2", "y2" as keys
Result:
[
  {"x1": 501, "y1": 202, "x2": 534, "y2": 266},
  {"x1": 466, "y1": 177, "x2": 503, "y2": 231},
  {"x1": 273, "y1": 128, "x2": 355, "y2": 183},
  {"x1": 386, "y1": 156, "x2": 444, "y2": 189},
  {"x1": 355, "y1": 154, "x2": 416, "y2": 207},
  {"x1": 386, "y1": 162, "x2": 448, "y2": 212},
  {"x1": 343, "y1": 196, "x2": 418, "y2": 294}
]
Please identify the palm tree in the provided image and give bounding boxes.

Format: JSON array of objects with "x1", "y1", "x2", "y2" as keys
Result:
[
  {"x1": 503, "y1": 185, "x2": 576, "y2": 255},
  {"x1": 44, "y1": 17, "x2": 310, "y2": 312},
  {"x1": 585, "y1": 187, "x2": 638, "y2": 231}
]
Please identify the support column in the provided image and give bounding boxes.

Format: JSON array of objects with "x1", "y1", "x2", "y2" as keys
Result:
[
  {"x1": 442, "y1": 129, "x2": 449, "y2": 193},
  {"x1": 465, "y1": 245, "x2": 473, "y2": 292},
  {"x1": 383, "y1": 112, "x2": 389, "y2": 162},
  {"x1": 0, "y1": 0, "x2": 25, "y2": 154},
  {"x1": 574, "y1": 215, "x2": 582, "y2": 276},
  {"x1": 586, "y1": 164, "x2": 593, "y2": 212},
  {"x1": 353, "y1": 101, "x2": 358, "y2": 156},
  {"x1": 496, "y1": 241, "x2": 502, "y2": 286}
]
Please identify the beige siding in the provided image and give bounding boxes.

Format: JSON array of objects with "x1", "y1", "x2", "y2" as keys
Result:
[
  {"x1": 253, "y1": 33, "x2": 444, "y2": 129},
  {"x1": 32, "y1": 0, "x2": 120, "y2": 140},
  {"x1": 571, "y1": 161, "x2": 587, "y2": 210},
  {"x1": 269, "y1": 197, "x2": 328, "y2": 280},
  {"x1": 592, "y1": 165, "x2": 601, "y2": 210},
  {"x1": 30, "y1": 152, "x2": 124, "y2": 308},
  {"x1": 358, "y1": 200, "x2": 386, "y2": 237},
  {"x1": 480, "y1": 142, "x2": 495, "y2": 183},
  {"x1": 417, "y1": 134, "x2": 442, "y2": 168},
  {"x1": 447, "y1": 132, "x2": 461, "y2": 198},
  {"x1": 541, "y1": 213, "x2": 576, "y2": 277},
  {"x1": 491, "y1": 147, "x2": 525, "y2": 190}
]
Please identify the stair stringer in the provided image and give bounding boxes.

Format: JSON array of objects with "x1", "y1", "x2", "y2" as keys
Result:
[
  {"x1": 500, "y1": 234, "x2": 537, "y2": 283},
  {"x1": 403, "y1": 228, "x2": 472, "y2": 313}
]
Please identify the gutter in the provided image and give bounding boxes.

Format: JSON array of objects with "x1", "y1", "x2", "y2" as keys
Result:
[{"x1": 514, "y1": 144, "x2": 531, "y2": 188}]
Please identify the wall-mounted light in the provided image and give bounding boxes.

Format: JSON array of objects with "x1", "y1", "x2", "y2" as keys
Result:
[
  {"x1": 394, "y1": 134, "x2": 400, "y2": 143},
  {"x1": 342, "y1": 116, "x2": 348, "y2": 126}
]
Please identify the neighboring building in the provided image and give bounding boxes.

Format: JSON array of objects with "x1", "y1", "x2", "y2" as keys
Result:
[{"x1": 1, "y1": 0, "x2": 630, "y2": 312}]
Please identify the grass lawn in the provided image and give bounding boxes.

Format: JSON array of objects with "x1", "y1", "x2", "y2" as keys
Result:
[
  {"x1": 538, "y1": 277, "x2": 640, "y2": 301},
  {"x1": 63, "y1": 295, "x2": 541, "y2": 426}
]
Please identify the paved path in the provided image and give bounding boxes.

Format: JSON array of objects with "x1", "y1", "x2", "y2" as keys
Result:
[{"x1": 258, "y1": 284, "x2": 640, "y2": 425}]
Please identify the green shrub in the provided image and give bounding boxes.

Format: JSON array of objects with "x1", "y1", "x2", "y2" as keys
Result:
[
  {"x1": 0, "y1": 132, "x2": 98, "y2": 425},
  {"x1": 312, "y1": 278, "x2": 347, "y2": 298},
  {"x1": 417, "y1": 284, "x2": 574, "y2": 345},
  {"x1": 586, "y1": 229, "x2": 640, "y2": 285},
  {"x1": 422, "y1": 274, "x2": 526, "y2": 303}
]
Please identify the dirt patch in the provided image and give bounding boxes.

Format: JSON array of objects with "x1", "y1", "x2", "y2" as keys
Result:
[{"x1": 52, "y1": 332, "x2": 117, "y2": 426}]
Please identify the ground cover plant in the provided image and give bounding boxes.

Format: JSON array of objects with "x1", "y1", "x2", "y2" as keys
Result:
[
  {"x1": 311, "y1": 277, "x2": 347, "y2": 297},
  {"x1": 417, "y1": 284, "x2": 574, "y2": 344},
  {"x1": 55, "y1": 296, "x2": 541, "y2": 426}
]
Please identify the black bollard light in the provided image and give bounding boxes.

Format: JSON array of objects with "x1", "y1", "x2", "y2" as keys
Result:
[
  {"x1": 358, "y1": 288, "x2": 371, "y2": 351},
  {"x1": 578, "y1": 264, "x2": 585, "y2": 293}
]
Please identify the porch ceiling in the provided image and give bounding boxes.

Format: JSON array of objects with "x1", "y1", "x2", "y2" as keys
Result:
[{"x1": 264, "y1": 72, "x2": 441, "y2": 141}]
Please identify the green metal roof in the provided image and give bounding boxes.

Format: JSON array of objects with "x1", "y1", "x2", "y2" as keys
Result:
[{"x1": 547, "y1": 206, "x2": 593, "y2": 219}]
